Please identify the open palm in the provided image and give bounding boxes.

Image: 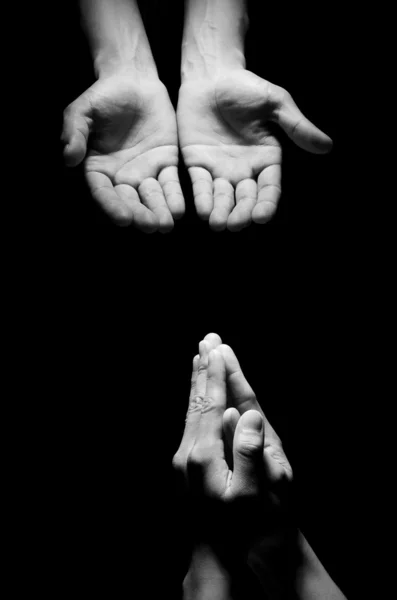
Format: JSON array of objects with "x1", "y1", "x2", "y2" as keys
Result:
[
  {"x1": 62, "y1": 76, "x2": 184, "y2": 232},
  {"x1": 177, "y1": 69, "x2": 332, "y2": 231}
]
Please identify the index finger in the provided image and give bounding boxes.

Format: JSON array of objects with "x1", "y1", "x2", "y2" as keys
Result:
[
  {"x1": 175, "y1": 334, "x2": 223, "y2": 460},
  {"x1": 197, "y1": 349, "x2": 227, "y2": 443},
  {"x1": 174, "y1": 354, "x2": 201, "y2": 460},
  {"x1": 219, "y1": 344, "x2": 261, "y2": 414}
]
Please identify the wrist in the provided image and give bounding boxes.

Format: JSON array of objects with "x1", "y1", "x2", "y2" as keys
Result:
[
  {"x1": 80, "y1": 0, "x2": 158, "y2": 80},
  {"x1": 186, "y1": 543, "x2": 232, "y2": 583},
  {"x1": 93, "y1": 50, "x2": 158, "y2": 81},
  {"x1": 181, "y1": 0, "x2": 248, "y2": 82},
  {"x1": 181, "y1": 46, "x2": 246, "y2": 83}
]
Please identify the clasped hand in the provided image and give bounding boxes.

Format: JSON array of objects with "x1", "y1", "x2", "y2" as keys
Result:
[{"x1": 172, "y1": 333, "x2": 293, "y2": 577}]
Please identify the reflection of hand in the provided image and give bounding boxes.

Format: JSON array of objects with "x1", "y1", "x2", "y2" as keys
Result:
[
  {"x1": 62, "y1": 75, "x2": 184, "y2": 232},
  {"x1": 177, "y1": 69, "x2": 332, "y2": 230}
]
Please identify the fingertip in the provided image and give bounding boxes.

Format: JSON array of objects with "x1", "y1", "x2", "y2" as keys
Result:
[
  {"x1": 252, "y1": 203, "x2": 277, "y2": 224},
  {"x1": 223, "y1": 407, "x2": 240, "y2": 425},
  {"x1": 227, "y1": 215, "x2": 249, "y2": 232},
  {"x1": 159, "y1": 221, "x2": 174, "y2": 234},
  {"x1": 218, "y1": 343, "x2": 232, "y2": 355},
  {"x1": 209, "y1": 211, "x2": 228, "y2": 231},
  {"x1": 199, "y1": 339, "x2": 210, "y2": 358},
  {"x1": 240, "y1": 409, "x2": 263, "y2": 433},
  {"x1": 193, "y1": 354, "x2": 200, "y2": 369},
  {"x1": 196, "y1": 205, "x2": 212, "y2": 221},
  {"x1": 139, "y1": 213, "x2": 159, "y2": 234},
  {"x1": 157, "y1": 210, "x2": 174, "y2": 234},
  {"x1": 63, "y1": 144, "x2": 83, "y2": 168},
  {"x1": 203, "y1": 332, "x2": 222, "y2": 346},
  {"x1": 171, "y1": 205, "x2": 185, "y2": 221},
  {"x1": 311, "y1": 132, "x2": 333, "y2": 154}
]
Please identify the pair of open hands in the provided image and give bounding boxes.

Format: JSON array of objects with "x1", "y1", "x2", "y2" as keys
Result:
[
  {"x1": 62, "y1": 69, "x2": 332, "y2": 232},
  {"x1": 172, "y1": 333, "x2": 293, "y2": 573}
]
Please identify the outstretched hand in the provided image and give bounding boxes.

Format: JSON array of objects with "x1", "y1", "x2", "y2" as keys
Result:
[
  {"x1": 62, "y1": 75, "x2": 184, "y2": 232},
  {"x1": 177, "y1": 69, "x2": 332, "y2": 231}
]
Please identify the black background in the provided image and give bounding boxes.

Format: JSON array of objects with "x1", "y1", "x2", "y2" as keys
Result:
[{"x1": 38, "y1": 1, "x2": 365, "y2": 597}]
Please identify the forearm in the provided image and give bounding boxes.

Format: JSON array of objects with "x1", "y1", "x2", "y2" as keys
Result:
[
  {"x1": 249, "y1": 530, "x2": 347, "y2": 600},
  {"x1": 79, "y1": 0, "x2": 158, "y2": 78},
  {"x1": 183, "y1": 544, "x2": 233, "y2": 600},
  {"x1": 294, "y1": 532, "x2": 347, "y2": 600},
  {"x1": 181, "y1": 0, "x2": 248, "y2": 81}
]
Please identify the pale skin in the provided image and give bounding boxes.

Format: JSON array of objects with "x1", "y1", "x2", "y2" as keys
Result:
[
  {"x1": 173, "y1": 333, "x2": 347, "y2": 600},
  {"x1": 177, "y1": 0, "x2": 333, "y2": 230},
  {"x1": 61, "y1": 0, "x2": 184, "y2": 232},
  {"x1": 62, "y1": 0, "x2": 332, "y2": 232}
]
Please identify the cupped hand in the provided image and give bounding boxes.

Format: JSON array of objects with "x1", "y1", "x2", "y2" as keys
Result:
[
  {"x1": 62, "y1": 74, "x2": 184, "y2": 232},
  {"x1": 177, "y1": 69, "x2": 332, "y2": 231}
]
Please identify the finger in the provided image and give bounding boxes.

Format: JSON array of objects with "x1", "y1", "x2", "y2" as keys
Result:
[
  {"x1": 177, "y1": 335, "x2": 222, "y2": 459},
  {"x1": 227, "y1": 179, "x2": 257, "y2": 232},
  {"x1": 197, "y1": 349, "x2": 227, "y2": 443},
  {"x1": 231, "y1": 410, "x2": 265, "y2": 495},
  {"x1": 223, "y1": 407, "x2": 239, "y2": 469},
  {"x1": 85, "y1": 171, "x2": 134, "y2": 226},
  {"x1": 252, "y1": 165, "x2": 281, "y2": 224},
  {"x1": 276, "y1": 92, "x2": 333, "y2": 154},
  {"x1": 210, "y1": 178, "x2": 235, "y2": 231},
  {"x1": 190, "y1": 354, "x2": 201, "y2": 402},
  {"x1": 195, "y1": 340, "x2": 212, "y2": 400},
  {"x1": 223, "y1": 407, "x2": 240, "y2": 450},
  {"x1": 203, "y1": 332, "x2": 223, "y2": 349},
  {"x1": 115, "y1": 184, "x2": 158, "y2": 233},
  {"x1": 263, "y1": 445, "x2": 293, "y2": 484},
  {"x1": 189, "y1": 167, "x2": 213, "y2": 220},
  {"x1": 158, "y1": 166, "x2": 185, "y2": 220},
  {"x1": 62, "y1": 98, "x2": 92, "y2": 167},
  {"x1": 218, "y1": 344, "x2": 261, "y2": 414},
  {"x1": 175, "y1": 354, "x2": 202, "y2": 457},
  {"x1": 138, "y1": 178, "x2": 174, "y2": 233},
  {"x1": 219, "y1": 344, "x2": 283, "y2": 449},
  {"x1": 194, "y1": 334, "x2": 222, "y2": 403}
]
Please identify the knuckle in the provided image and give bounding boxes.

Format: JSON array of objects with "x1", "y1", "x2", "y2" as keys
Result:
[
  {"x1": 235, "y1": 438, "x2": 262, "y2": 458},
  {"x1": 269, "y1": 446, "x2": 293, "y2": 480},
  {"x1": 63, "y1": 104, "x2": 72, "y2": 119},
  {"x1": 200, "y1": 396, "x2": 223, "y2": 417},
  {"x1": 187, "y1": 445, "x2": 207, "y2": 469},
  {"x1": 188, "y1": 439, "x2": 221, "y2": 468},
  {"x1": 269, "y1": 84, "x2": 289, "y2": 109},
  {"x1": 171, "y1": 452, "x2": 185, "y2": 473},
  {"x1": 197, "y1": 363, "x2": 207, "y2": 375},
  {"x1": 186, "y1": 395, "x2": 204, "y2": 416}
]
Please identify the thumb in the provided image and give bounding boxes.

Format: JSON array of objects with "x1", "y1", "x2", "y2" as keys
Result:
[
  {"x1": 61, "y1": 95, "x2": 92, "y2": 167},
  {"x1": 232, "y1": 410, "x2": 264, "y2": 495},
  {"x1": 276, "y1": 91, "x2": 333, "y2": 154}
]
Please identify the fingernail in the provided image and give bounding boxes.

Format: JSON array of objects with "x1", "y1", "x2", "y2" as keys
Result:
[{"x1": 242, "y1": 411, "x2": 263, "y2": 432}]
